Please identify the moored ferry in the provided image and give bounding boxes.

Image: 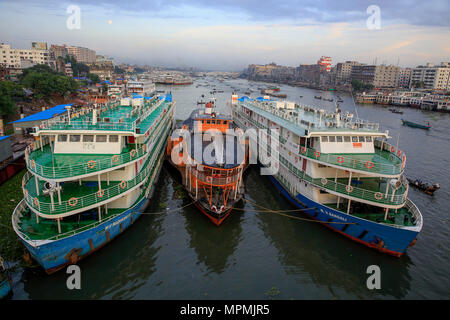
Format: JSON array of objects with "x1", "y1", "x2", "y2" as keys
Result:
[
  {"x1": 12, "y1": 93, "x2": 175, "y2": 274},
  {"x1": 167, "y1": 101, "x2": 248, "y2": 226},
  {"x1": 231, "y1": 95, "x2": 422, "y2": 257}
]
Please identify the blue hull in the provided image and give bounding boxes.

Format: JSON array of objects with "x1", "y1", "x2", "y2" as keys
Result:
[
  {"x1": 22, "y1": 198, "x2": 146, "y2": 274},
  {"x1": 268, "y1": 176, "x2": 419, "y2": 256},
  {"x1": 0, "y1": 279, "x2": 11, "y2": 299}
]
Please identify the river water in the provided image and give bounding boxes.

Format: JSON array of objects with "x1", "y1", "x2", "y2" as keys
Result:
[{"x1": 9, "y1": 78, "x2": 450, "y2": 299}]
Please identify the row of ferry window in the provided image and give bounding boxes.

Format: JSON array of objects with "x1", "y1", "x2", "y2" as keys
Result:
[
  {"x1": 199, "y1": 120, "x2": 228, "y2": 125},
  {"x1": 320, "y1": 136, "x2": 373, "y2": 143},
  {"x1": 57, "y1": 134, "x2": 119, "y2": 143}
]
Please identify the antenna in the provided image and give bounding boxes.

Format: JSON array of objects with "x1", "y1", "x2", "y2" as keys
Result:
[{"x1": 350, "y1": 88, "x2": 360, "y2": 121}]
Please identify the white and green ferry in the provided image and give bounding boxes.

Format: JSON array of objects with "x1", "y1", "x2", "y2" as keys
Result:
[
  {"x1": 231, "y1": 95, "x2": 422, "y2": 256},
  {"x1": 12, "y1": 94, "x2": 174, "y2": 274}
]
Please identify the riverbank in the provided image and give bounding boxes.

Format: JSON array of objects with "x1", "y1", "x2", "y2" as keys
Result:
[{"x1": 0, "y1": 169, "x2": 26, "y2": 262}]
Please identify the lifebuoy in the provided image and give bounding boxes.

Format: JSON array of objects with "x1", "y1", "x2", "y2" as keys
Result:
[
  {"x1": 120, "y1": 181, "x2": 127, "y2": 189},
  {"x1": 112, "y1": 155, "x2": 119, "y2": 163},
  {"x1": 374, "y1": 192, "x2": 383, "y2": 200},
  {"x1": 40, "y1": 123, "x2": 44, "y2": 129},
  {"x1": 211, "y1": 205, "x2": 217, "y2": 212},
  {"x1": 131, "y1": 149, "x2": 136, "y2": 157},
  {"x1": 143, "y1": 144, "x2": 146, "y2": 152},
  {"x1": 226, "y1": 177, "x2": 232, "y2": 184},
  {"x1": 346, "y1": 185, "x2": 353, "y2": 193},
  {"x1": 321, "y1": 178, "x2": 327, "y2": 185},
  {"x1": 365, "y1": 161, "x2": 374, "y2": 169},
  {"x1": 31, "y1": 159, "x2": 36, "y2": 168},
  {"x1": 87, "y1": 160, "x2": 96, "y2": 169},
  {"x1": 300, "y1": 147, "x2": 306, "y2": 154},
  {"x1": 34, "y1": 197, "x2": 39, "y2": 207},
  {"x1": 97, "y1": 190, "x2": 104, "y2": 198},
  {"x1": 206, "y1": 176, "x2": 213, "y2": 183},
  {"x1": 390, "y1": 146, "x2": 395, "y2": 153},
  {"x1": 397, "y1": 150, "x2": 402, "y2": 157},
  {"x1": 220, "y1": 205, "x2": 225, "y2": 213},
  {"x1": 314, "y1": 151, "x2": 320, "y2": 158},
  {"x1": 337, "y1": 156, "x2": 344, "y2": 164},
  {"x1": 68, "y1": 197, "x2": 77, "y2": 207},
  {"x1": 24, "y1": 189, "x2": 28, "y2": 197}
]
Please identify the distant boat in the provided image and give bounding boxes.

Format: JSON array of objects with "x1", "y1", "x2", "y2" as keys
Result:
[
  {"x1": 389, "y1": 108, "x2": 404, "y2": 114},
  {"x1": 401, "y1": 119, "x2": 431, "y2": 129},
  {"x1": 407, "y1": 178, "x2": 440, "y2": 195},
  {"x1": 299, "y1": 95, "x2": 303, "y2": 98},
  {"x1": 337, "y1": 98, "x2": 344, "y2": 103},
  {"x1": 314, "y1": 96, "x2": 322, "y2": 99}
]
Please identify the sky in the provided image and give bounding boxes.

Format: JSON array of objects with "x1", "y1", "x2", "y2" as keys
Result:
[{"x1": 0, "y1": 0, "x2": 449, "y2": 70}]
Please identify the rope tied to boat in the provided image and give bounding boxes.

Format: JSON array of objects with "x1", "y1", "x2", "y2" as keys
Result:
[{"x1": 241, "y1": 198, "x2": 357, "y2": 225}]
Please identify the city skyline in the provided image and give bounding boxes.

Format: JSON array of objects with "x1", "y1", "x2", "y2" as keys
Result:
[{"x1": 0, "y1": 0, "x2": 449, "y2": 70}]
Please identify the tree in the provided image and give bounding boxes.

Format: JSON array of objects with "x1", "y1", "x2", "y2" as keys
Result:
[
  {"x1": 87, "y1": 73, "x2": 100, "y2": 84},
  {"x1": 0, "y1": 81, "x2": 25, "y2": 117},
  {"x1": 63, "y1": 56, "x2": 90, "y2": 77},
  {"x1": 21, "y1": 71, "x2": 79, "y2": 100}
]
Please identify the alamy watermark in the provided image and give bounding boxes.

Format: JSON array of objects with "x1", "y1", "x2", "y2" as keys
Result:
[
  {"x1": 170, "y1": 127, "x2": 280, "y2": 175},
  {"x1": 366, "y1": 5, "x2": 381, "y2": 30},
  {"x1": 66, "y1": 4, "x2": 81, "y2": 30},
  {"x1": 366, "y1": 265, "x2": 381, "y2": 289}
]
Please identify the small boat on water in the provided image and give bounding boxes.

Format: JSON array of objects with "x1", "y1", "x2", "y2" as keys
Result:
[
  {"x1": 314, "y1": 96, "x2": 322, "y2": 100},
  {"x1": 337, "y1": 98, "x2": 344, "y2": 103},
  {"x1": 389, "y1": 108, "x2": 403, "y2": 114},
  {"x1": 323, "y1": 98, "x2": 333, "y2": 102},
  {"x1": 407, "y1": 178, "x2": 440, "y2": 195},
  {"x1": 402, "y1": 119, "x2": 431, "y2": 129},
  {"x1": 0, "y1": 256, "x2": 12, "y2": 299}
]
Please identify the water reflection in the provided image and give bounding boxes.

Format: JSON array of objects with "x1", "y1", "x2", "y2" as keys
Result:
[
  {"x1": 245, "y1": 167, "x2": 413, "y2": 299},
  {"x1": 20, "y1": 177, "x2": 168, "y2": 300},
  {"x1": 165, "y1": 162, "x2": 243, "y2": 275}
]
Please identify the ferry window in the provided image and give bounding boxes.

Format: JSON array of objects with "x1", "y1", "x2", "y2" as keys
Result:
[
  {"x1": 201, "y1": 120, "x2": 205, "y2": 124},
  {"x1": 329, "y1": 136, "x2": 336, "y2": 142},
  {"x1": 69, "y1": 135, "x2": 80, "y2": 142},
  {"x1": 216, "y1": 120, "x2": 221, "y2": 125},
  {"x1": 344, "y1": 136, "x2": 351, "y2": 142},
  {"x1": 96, "y1": 135, "x2": 107, "y2": 142},
  {"x1": 321, "y1": 136, "x2": 328, "y2": 142},
  {"x1": 58, "y1": 134, "x2": 67, "y2": 142},
  {"x1": 211, "y1": 120, "x2": 216, "y2": 124},
  {"x1": 366, "y1": 136, "x2": 372, "y2": 142},
  {"x1": 109, "y1": 135, "x2": 119, "y2": 142},
  {"x1": 83, "y1": 135, "x2": 94, "y2": 142},
  {"x1": 359, "y1": 136, "x2": 365, "y2": 142},
  {"x1": 352, "y1": 136, "x2": 358, "y2": 142},
  {"x1": 223, "y1": 121, "x2": 228, "y2": 125},
  {"x1": 206, "y1": 120, "x2": 211, "y2": 124},
  {"x1": 336, "y1": 136, "x2": 343, "y2": 142}
]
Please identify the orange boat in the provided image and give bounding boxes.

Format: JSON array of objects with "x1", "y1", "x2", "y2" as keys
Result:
[{"x1": 167, "y1": 101, "x2": 248, "y2": 225}]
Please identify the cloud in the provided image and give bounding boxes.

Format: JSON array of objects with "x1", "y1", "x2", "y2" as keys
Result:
[
  {"x1": 379, "y1": 40, "x2": 415, "y2": 53},
  {"x1": 6, "y1": 0, "x2": 450, "y2": 26}
]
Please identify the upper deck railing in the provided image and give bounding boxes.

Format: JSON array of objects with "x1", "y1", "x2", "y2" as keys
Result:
[
  {"x1": 241, "y1": 101, "x2": 380, "y2": 133},
  {"x1": 34, "y1": 96, "x2": 163, "y2": 134}
]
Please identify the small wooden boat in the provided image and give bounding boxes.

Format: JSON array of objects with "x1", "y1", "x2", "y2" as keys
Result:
[
  {"x1": 0, "y1": 256, "x2": 12, "y2": 299},
  {"x1": 407, "y1": 178, "x2": 440, "y2": 195},
  {"x1": 402, "y1": 119, "x2": 431, "y2": 129},
  {"x1": 314, "y1": 96, "x2": 322, "y2": 99},
  {"x1": 389, "y1": 108, "x2": 403, "y2": 114}
]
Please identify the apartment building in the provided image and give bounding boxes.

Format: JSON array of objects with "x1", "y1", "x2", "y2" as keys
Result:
[
  {"x1": 397, "y1": 68, "x2": 412, "y2": 88},
  {"x1": 335, "y1": 61, "x2": 363, "y2": 84},
  {"x1": 410, "y1": 63, "x2": 450, "y2": 91},
  {"x1": 351, "y1": 65, "x2": 400, "y2": 88},
  {"x1": 0, "y1": 43, "x2": 50, "y2": 68}
]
